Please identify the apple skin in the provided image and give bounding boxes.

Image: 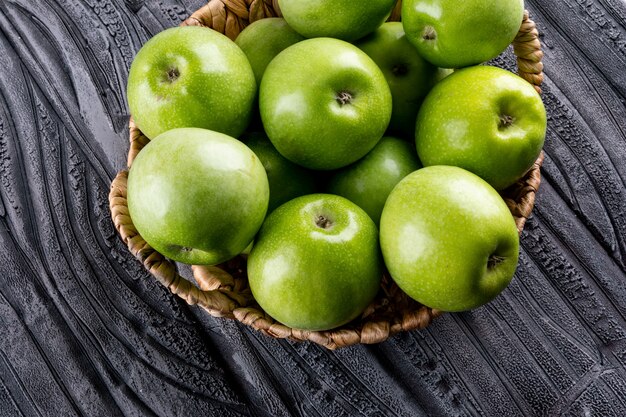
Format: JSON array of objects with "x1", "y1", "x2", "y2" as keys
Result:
[
  {"x1": 416, "y1": 66, "x2": 546, "y2": 190},
  {"x1": 380, "y1": 166, "x2": 520, "y2": 312},
  {"x1": 248, "y1": 194, "x2": 382, "y2": 331},
  {"x1": 243, "y1": 132, "x2": 317, "y2": 213},
  {"x1": 278, "y1": 0, "x2": 397, "y2": 41},
  {"x1": 327, "y1": 136, "x2": 421, "y2": 225},
  {"x1": 354, "y1": 22, "x2": 450, "y2": 137},
  {"x1": 127, "y1": 128, "x2": 269, "y2": 265},
  {"x1": 235, "y1": 18, "x2": 304, "y2": 85},
  {"x1": 402, "y1": 0, "x2": 524, "y2": 68},
  {"x1": 127, "y1": 26, "x2": 256, "y2": 139},
  {"x1": 260, "y1": 38, "x2": 392, "y2": 170}
]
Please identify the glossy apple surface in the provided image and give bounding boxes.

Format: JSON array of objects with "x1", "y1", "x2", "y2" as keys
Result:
[
  {"x1": 380, "y1": 166, "x2": 520, "y2": 312},
  {"x1": 327, "y1": 136, "x2": 421, "y2": 225},
  {"x1": 127, "y1": 128, "x2": 269, "y2": 265},
  {"x1": 278, "y1": 0, "x2": 396, "y2": 41},
  {"x1": 127, "y1": 26, "x2": 256, "y2": 139},
  {"x1": 235, "y1": 18, "x2": 304, "y2": 85},
  {"x1": 402, "y1": 0, "x2": 524, "y2": 68},
  {"x1": 416, "y1": 66, "x2": 546, "y2": 190},
  {"x1": 355, "y1": 22, "x2": 450, "y2": 137},
  {"x1": 248, "y1": 194, "x2": 382, "y2": 331},
  {"x1": 243, "y1": 132, "x2": 317, "y2": 213},
  {"x1": 260, "y1": 38, "x2": 392, "y2": 170}
]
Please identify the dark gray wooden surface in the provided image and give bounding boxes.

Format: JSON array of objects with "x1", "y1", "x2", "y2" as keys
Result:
[{"x1": 1, "y1": 0, "x2": 625, "y2": 416}]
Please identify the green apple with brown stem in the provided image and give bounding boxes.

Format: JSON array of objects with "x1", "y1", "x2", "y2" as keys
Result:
[
  {"x1": 260, "y1": 38, "x2": 392, "y2": 170},
  {"x1": 416, "y1": 66, "x2": 546, "y2": 190},
  {"x1": 127, "y1": 26, "x2": 256, "y2": 139},
  {"x1": 380, "y1": 166, "x2": 520, "y2": 312},
  {"x1": 248, "y1": 194, "x2": 382, "y2": 330},
  {"x1": 402, "y1": 0, "x2": 524, "y2": 68}
]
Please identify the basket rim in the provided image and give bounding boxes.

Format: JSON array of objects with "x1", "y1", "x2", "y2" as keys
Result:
[{"x1": 109, "y1": 3, "x2": 545, "y2": 350}]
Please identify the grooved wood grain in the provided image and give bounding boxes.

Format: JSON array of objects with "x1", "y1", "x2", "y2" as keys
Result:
[{"x1": 0, "y1": 0, "x2": 625, "y2": 416}]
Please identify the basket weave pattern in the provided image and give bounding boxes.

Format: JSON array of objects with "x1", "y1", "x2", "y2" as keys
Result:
[{"x1": 109, "y1": 1, "x2": 545, "y2": 350}]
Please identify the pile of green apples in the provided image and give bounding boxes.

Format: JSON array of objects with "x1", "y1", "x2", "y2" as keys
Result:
[{"x1": 125, "y1": 0, "x2": 546, "y2": 332}]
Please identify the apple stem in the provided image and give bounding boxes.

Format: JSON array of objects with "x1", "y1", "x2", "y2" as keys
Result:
[
  {"x1": 315, "y1": 215, "x2": 333, "y2": 229},
  {"x1": 166, "y1": 67, "x2": 180, "y2": 83},
  {"x1": 335, "y1": 91, "x2": 353, "y2": 106},
  {"x1": 422, "y1": 26, "x2": 437, "y2": 41},
  {"x1": 488, "y1": 254, "x2": 506, "y2": 269},
  {"x1": 499, "y1": 114, "x2": 516, "y2": 128}
]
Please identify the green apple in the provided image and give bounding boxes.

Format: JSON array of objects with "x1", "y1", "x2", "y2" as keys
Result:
[
  {"x1": 402, "y1": 0, "x2": 524, "y2": 68},
  {"x1": 380, "y1": 166, "x2": 519, "y2": 312},
  {"x1": 355, "y1": 22, "x2": 450, "y2": 137},
  {"x1": 127, "y1": 26, "x2": 256, "y2": 139},
  {"x1": 235, "y1": 18, "x2": 304, "y2": 85},
  {"x1": 127, "y1": 128, "x2": 269, "y2": 265},
  {"x1": 248, "y1": 194, "x2": 382, "y2": 330},
  {"x1": 243, "y1": 132, "x2": 317, "y2": 213},
  {"x1": 260, "y1": 38, "x2": 392, "y2": 170},
  {"x1": 416, "y1": 66, "x2": 546, "y2": 190},
  {"x1": 327, "y1": 136, "x2": 421, "y2": 225},
  {"x1": 278, "y1": 0, "x2": 397, "y2": 41}
]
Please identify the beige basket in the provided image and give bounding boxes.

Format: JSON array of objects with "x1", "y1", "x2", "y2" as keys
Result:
[{"x1": 109, "y1": 1, "x2": 545, "y2": 349}]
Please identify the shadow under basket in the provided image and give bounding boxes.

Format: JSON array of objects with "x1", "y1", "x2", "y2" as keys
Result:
[{"x1": 109, "y1": 1, "x2": 545, "y2": 350}]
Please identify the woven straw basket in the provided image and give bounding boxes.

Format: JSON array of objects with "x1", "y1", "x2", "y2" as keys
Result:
[{"x1": 109, "y1": 0, "x2": 545, "y2": 350}]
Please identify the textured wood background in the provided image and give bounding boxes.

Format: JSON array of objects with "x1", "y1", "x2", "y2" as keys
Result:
[{"x1": 1, "y1": 0, "x2": 625, "y2": 416}]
